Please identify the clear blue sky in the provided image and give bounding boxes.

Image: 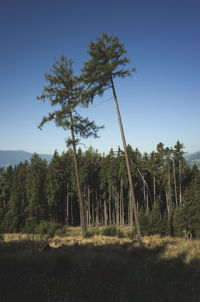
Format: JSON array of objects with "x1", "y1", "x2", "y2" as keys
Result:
[{"x1": 0, "y1": 0, "x2": 200, "y2": 155}]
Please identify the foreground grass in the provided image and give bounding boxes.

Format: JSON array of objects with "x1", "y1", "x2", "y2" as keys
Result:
[{"x1": 1, "y1": 232, "x2": 200, "y2": 302}]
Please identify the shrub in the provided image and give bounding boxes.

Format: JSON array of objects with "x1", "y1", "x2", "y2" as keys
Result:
[
  {"x1": 85, "y1": 230, "x2": 95, "y2": 238},
  {"x1": 101, "y1": 225, "x2": 117, "y2": 237},
  {"x1": 116, "y1": 229, "x2": 125, "y2": 238},
  {"x1": 34, "y1": 221, "x2": 63, "y2": 238},
  {"x1": 126, "y1": 228, "x2": 136, "y2": 240},
  {"x1": 54, "y1": 227, "x2": 67, "y2": 237}
]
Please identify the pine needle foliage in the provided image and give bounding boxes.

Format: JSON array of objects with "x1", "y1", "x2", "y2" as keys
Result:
[
  {"x1": 81, "y1": 33, "x2": 143, "y2": 246},
  {"x1": 81, "y1": 33, "x2": 135, "y2": 101},
  {"x1": 37, "y1": 56, "x2": 103, "y2": 238},
  {"x1": 37, "y1": 56, "x2": 102, "y2": 141}
]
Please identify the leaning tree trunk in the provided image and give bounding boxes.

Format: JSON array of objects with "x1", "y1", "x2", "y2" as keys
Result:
[
  {"x1": 69, "y1": 111, "x2": 87, "y2": 237},
  {"x1": 173, "y1": 159, "x2": 178, "y2": 207},
  {"x1": 110, "y1": 75, "x2": 143, "y2": 246},
  {"x1": 179, "y1": 159, "x2": 182, "y2": 204},
  {"x1": 167, "y1": 162, "x2": 173, "y2": 236}
]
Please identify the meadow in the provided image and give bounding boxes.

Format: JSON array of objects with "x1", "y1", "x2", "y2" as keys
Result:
[{"x1": 1, "y1": 228, "x2": 200, "y2": 302}]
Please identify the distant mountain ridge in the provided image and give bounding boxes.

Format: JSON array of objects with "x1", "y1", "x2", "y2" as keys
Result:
[
  {"x1": 0, "y1": 149, "x2": 200, "y2": 169},
  {"x1": 185, "y1": 151, "x2": 200, "y2": 169},
  {"x1": 0, "y1": 150, "x2": 52, "y2": 168}
]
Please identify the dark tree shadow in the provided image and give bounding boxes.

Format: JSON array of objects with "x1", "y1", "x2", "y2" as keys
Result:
[{"x1": 0, "y1": 239, "x2": 200, "y2": 302}]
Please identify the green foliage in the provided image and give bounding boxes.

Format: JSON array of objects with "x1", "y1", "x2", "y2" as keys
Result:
[
  {"x1": 84, "y1": 229, "x2": 95, "y2": 238},
  {"x1": 116, "y1": 228, "x2": 125, "y2": 238},
  {"x1": 54, "y1": 227, "x2": 67, "y2": 237},
  {"x1": 82, "y1": 33, "x2": 135, "y2": 100},
  {"x1": 34, "y1": 221, "x2": 63, "y2": 238},
  {"x1": 126, "y1": 228, "x2": 136, "y2": 239},
  {"x1": 138, "y1": 208, "x2": 150, "y2": 236},
  {"x1": 101, "y1": 225, "x2": 117, "y2": 237},
  {"x1": 37, "y1": 56, "x2": 103, "y2": 139},
  {"x1": 0, "y1": 139, "x2": 199, "y2": 237},
  {"x1": 175, "y1": 179, "x2": 200, "y2": 238},
  {"x1": 138, "y1": 206, "x2": 169, "y2": 237}
]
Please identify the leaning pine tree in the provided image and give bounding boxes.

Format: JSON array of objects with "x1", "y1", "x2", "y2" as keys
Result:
[
  {"x1": 37, "y1": 56, "x2": 102, "y2": 238},
  {"x1": 81, "y1": 33, "x2": 143, "y2": 246}
]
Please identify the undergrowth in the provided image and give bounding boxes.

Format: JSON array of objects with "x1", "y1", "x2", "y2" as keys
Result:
[{"x1": 1, "y1": 233, "x2": 200, "y2": 301}]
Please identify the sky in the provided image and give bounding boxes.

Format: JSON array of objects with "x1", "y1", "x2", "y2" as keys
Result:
[{"x1": 0, "y1": 0, "x2": 200, "y2": 156}]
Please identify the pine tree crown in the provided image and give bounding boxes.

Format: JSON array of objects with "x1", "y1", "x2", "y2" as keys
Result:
[
  {"x1": 81, "y1": 33, "x2": 136, "y2": 102},
  {"x1": 37, "y1": 56, "x2": 103, "y2": 141}
]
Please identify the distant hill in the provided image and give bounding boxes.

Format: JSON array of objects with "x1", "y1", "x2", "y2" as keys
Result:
[
  {"x1": 185, "y1": 151, "x2": 200, "y2": 169},
  {"x1": 0, "y1": 150, "x2": 52, "y2": 168},
  {"x1": 0, "y1": 149, "x2": 200, "y2": 169}
]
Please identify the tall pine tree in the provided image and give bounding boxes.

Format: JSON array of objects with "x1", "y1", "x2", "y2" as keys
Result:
[
  {"x1": 37, "y1": 56, "x2": 103, "y2": 237},
  {"x1": 81, "y1": 33, "x2": 143, "y2": 246}
]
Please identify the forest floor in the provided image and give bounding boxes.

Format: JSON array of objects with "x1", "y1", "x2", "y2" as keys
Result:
[{"x1": 1, "y1": 229, "x2": 200, "y2": 302}]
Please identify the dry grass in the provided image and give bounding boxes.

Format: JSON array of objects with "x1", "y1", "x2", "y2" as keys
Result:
[
  {"x1": 1, "y1": 231, "x2": 200, "y2": 301},
  {"x1": 3, "y1": 231, "x2": 200, "y2": 265}
]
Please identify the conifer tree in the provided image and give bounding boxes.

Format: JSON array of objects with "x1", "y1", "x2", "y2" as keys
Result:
[
  {"x1": 25, "y1": 154, "x2": 47, "y2": 231},
  {"x1": 37, "y1": 56, "x2": 102, "y2": 237},
  {"x1": 46, "y1": 150, "x2": 66, "y2": 223},
  {"x1": 5, "y1": 162, "x2": 28, "y2": 232},
  {"x1": 81, "y1": 33, "x2": 143, "y2": 245}
]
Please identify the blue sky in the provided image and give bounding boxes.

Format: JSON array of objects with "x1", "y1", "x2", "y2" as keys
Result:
[{"x1": 0, "y1": 0, "x2": 199, "y2": 155}]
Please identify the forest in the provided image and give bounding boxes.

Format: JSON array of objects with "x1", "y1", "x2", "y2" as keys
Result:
[
  {"x1": 1, "y1": 140, "x2": 200, "y2": 239},
  {"x1": 1, "y1": 33, "x2": 200, "y2": 241}
]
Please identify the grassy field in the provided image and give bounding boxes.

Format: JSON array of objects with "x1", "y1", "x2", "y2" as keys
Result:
[{"x1": 1, "y1": 229, "x2": 200, "y2": 302}]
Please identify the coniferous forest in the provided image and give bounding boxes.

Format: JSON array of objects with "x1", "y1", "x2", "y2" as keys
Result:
[
  {"x1": 1, "y1": 31, "x2": 200, "y2": 302},
  {"x1": 1, "y1": 141, "x2": 200, "y2": 239}
]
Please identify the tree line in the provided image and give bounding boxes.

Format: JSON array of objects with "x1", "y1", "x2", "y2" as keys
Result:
[
  {"x1": 0, "y1": 141, "x2": 200, "y2": 238},
  {"x1": 1, "y1": 33, "x2": 199, "y2": 240},
  {"x1": 36, "y1": 33, "x2": 143, "y2": 243}
]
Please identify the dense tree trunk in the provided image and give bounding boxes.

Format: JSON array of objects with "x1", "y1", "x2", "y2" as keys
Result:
[
  {"x1": 173, "y1": 159, "x2": 178, "y2": 207},
  {"x1": 115, "y1": 191, "x2": 119, "y2": 227},
  {"x1": 129, "y1": 189, "x2": 133, "y2": 227},
  {"x1": 179, "y1": 159, "x2": 182, "y2": 204},
  {"x1": 104, "y1": 199, "x2": 107, "y2": 226},
  {"x1": 87, "y1": 186, "x2": 91, "y2": 226},
  {"x1": 95, "y1": 193, "x2": 99, "y2": 226},
  {"x1": 120, "y1": 179, "x2": 124, "y2": 226},
  {"x1": 66, "y1": 184, "x2": 69, "y2": 225},
  {"x1": 166, "y1": 163, "x2": 173, "y2": 236},
  {"x1": 69, "y1": 112, "x2": 87, "y2": 237},
  {"x1": 153, "y1": 176, "x2": 156, "y2": 203}
]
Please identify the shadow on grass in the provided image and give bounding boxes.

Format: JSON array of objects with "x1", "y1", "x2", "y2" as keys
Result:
[{"x1": 0, "y1": 239, "x2": 200, "y2": 302}]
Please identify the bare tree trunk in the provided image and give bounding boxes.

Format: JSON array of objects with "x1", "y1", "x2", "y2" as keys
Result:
[
  {"x1": 109, "y1": 201, "x2": 112, "y2": 225},
  {"x1": 167, "y1": 163, "x2": 173, "y2": 236},
  {"x1": 173, "y1": 159, "x2": 178, "y2": 207},
  {"x1": 115, "y1": 191, "x2": 119, "y2": 227},
  {"x1": 109, "y1": 186, "x2": 112, "y2": 225},
  {"x1": 146, "y1": 194, "x2": 149, "y2": 214},
  {"x1": 87, "y1": 186, "x2": 91, "y2": 226},
  {"x1": 153, "y1": 175, "x2": 156, "y2": 203},
  {"x1": 110, "y1": 75, "x2": 142, "y2": 245},
  {"x1": 112, "y1": 189, "x2": 116, "y2": 225},
  {"x1": 66, "y1": 182, "x2": 69, "y2": 225},
  {"x1": 69, "y1": 112, "x2": 87, "y2": 237},
  {"x1": 179, "y1": 159, "x2": 182, "y2": 204},
  {"x1": 129, "y1": 189, "x2": 133, "y2": 227},
  {"x1": 143, "y1": 178, "x2": 146, "y2": 212},
  {"x1": 104, "y1": 199, "x2": 107, "y2": 226},
  {"x1": 92, "y1": 195, "x2": 95, "y2": 226},
  {"x1": 70, "y1": 195, "x2": 74, "y2": 226},
  {"x1": 120, "y1": 178, "x2": 124, "y2": 226},
  {"x1": 95, "y1": 192, "x2": 99, "y2": 226}
]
